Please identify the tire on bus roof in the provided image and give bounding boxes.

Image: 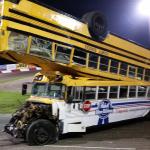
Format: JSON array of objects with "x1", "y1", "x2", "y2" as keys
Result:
[{"x1": 82, "y1": 11, "x2": 109, "y2": 41}]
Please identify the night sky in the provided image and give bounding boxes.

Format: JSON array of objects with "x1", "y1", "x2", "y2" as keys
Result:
[{"x1": 40, "y1": 0, "x2": 150, "y2": 48}]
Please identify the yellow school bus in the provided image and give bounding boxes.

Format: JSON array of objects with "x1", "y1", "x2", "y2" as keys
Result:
[
  {"x1": 0, "y1": 0, "x2": 150, "y2": 82},
  {"x1": 1, "y1": 0, "x2": 150, "y2": 145}
]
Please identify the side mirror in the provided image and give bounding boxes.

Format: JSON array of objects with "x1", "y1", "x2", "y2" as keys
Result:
[
  {"x1": 22, "y1": 84, "x2": 27, "y2": 95},
  {"x1": 67, "y1": 96, "x2": 73, "y2": 104}
]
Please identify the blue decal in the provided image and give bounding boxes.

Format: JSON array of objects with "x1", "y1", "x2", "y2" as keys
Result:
[
  {"x1": 91, "y1": 104, "x2": 98, "y2": 108},
  {"x1": 113, "y1": 101, "x2": 150, "y2": 106},
  {"x1": 96, "y1": 99, "x2": 113, "y2": 125}
]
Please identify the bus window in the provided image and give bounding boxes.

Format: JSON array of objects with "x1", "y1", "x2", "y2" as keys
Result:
[
  {"x1": 129, "y1": 86, "x2": 136, "y2": 98},
  {"x1": 120, "y1": 63, "x2": 127, "y2": 76},
  {"x1": 8, "y1": 32, "x2": 28, "y2": 53},
  {"x1": 47, "y1": 84, "x2": 64, "y2": 99},
  {"x1": 88, "y1": 53, "x2": 98, "y2": 69},
  {"x1": 99, "y1": 56, "x2": 109, "y2": 71},
  {"x1": 30, "y1": 36, "x2": 52, "y2": 58},
  {"x1": 85, "y1": 87, "x2": 96, "y2": 100},
  {"x1": 144, "y1": 69, "x2": 150, "y2": 81},
  {"x1": 98, "y1": 86, "x2": 108, "y2": 99},
  {"x1": 73, "y1": 87, "x2": 84, "y2": 101},
  {"x1": 110, "y1": 59, "x2": 119, "y2": 73},
  {"x1": 73, "y1": 48, "x2": 86, "y2": 66},
  {"x1": 55, "y1": 45, "x2": 71, "y2": 64},
  {"x1": 148, "y1": 87, "x2": 150, "y2": 98},
  {"x1": 138, "y1": 86, "x2": 146, "y2": 97},
  {"x1": 129, "y1": 65, "x2": 136, "y2": 78},
  {"x1": 109, "y1": 86, "x2": 118, "y2": 99},
  {"x1": 137, "y1": 67, "x2": 144, "y2": 80},
  {"x1": 67, "y1": 86, "x2": 72, "y2": 97},
  {"x1": 119, "y1": 86, "x2": 128, "y2": 98},
  {"x1": 32, "y1": 83, "x2": 47, "y2": 96}
]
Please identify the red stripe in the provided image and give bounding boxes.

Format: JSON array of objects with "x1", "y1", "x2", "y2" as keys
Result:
[{"x1": 29, "y1": 68, "x2": 36, "y2": 71}]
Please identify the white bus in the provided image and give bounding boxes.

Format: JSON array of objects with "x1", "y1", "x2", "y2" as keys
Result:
[{"x1": 4, "y1": 73, "x2": 150, "y2": 145}]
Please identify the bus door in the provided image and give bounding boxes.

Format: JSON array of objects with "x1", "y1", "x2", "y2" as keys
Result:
[
  {"x1": 66, "y1": 86, "x2": 84, "y2": 114},
  {"x1": 82, "y1": 86, "x2": 99, "y2": 127},
  {"x1": 64, "y1": 86, "x2": 86, "y2": 132}
]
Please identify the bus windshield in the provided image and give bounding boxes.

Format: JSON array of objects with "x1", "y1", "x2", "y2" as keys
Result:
[{"x1": 32, "y1": 83, "x2": 65, "y2": 99}]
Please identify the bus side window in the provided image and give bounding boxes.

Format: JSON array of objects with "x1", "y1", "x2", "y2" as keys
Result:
[
  {"x1": 110, "y1": 59, "x2": 119, "y2": 74},
  {"x1": 119, "y1": 86, "x2": 128, "y2": 98},
  {"x1": 73, "y1": 48, "x2": 86, "y2": 66},
  {"x1": 145, "y1": 69, "x2": 150, "y2": 81},
  {"x1": 70, "y1": 87, "x2": 84, "y2": 102},
  {"x1": 129, "y1": 86, "x2": 136, "y2": 98},
  {"x1": 8, "y1": 31, "x2": 28, "y2": 53},
  {"x1": 148, "y1": 87, "x2": 150, "y2": 98},
  {"x1": 120, "y1": 63, "x2": 127, "y2": 76},
  {"x1": 88, "y1": 53, "x2": 98, "y2": 69},
  {"x1": 99, "y1": 56, "x2": 109, "y2": 71},
  {"x1": 137, "y1": 67, "x2": 144, "y2": 80},
  {"x1": 109, "y1": 86, "x2": 118, "y2": 99},
  {"x1": 84, "y1": 87, "x2": 96, "y2": 100},
  {"x1": 129, "y1": 65, "x2": 136, "y2": 78},
  {"x1": 138, "y1": 86, "x2": 146, "y2": 97},
  {"x1": 30, "y1": 36, "x2": 52, "y2": 58},
  {"x1": 55, "y1": 45, "x2": 71, "y2": 64},
  {"x1": 98, "y1": 86, "x2": 108, "y2": 99}
]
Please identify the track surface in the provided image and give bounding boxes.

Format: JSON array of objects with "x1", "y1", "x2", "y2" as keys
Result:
[
  {"x1": 0, "y1": 115, "x2": 150, "y2": 150},
  {"x1": 0, "y1": 71, "x2": 37, "y2": 92},
  {"x1": 0, "y1": 72, "x2": 150, "y2": 150}
]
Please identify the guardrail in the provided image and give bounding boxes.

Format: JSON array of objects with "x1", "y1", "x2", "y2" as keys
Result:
[{"x1": 0, "y1": 64, "x2": 41, "y2": 74}]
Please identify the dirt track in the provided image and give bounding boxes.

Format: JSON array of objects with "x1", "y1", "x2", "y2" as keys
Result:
[{"x1": 0, "y1": 71, "x2": 37, "y2": 92}]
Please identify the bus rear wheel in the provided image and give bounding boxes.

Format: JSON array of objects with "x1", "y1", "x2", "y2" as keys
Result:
[{"x1": 26, "y1": 119, "x2": 58, "y2": 145}]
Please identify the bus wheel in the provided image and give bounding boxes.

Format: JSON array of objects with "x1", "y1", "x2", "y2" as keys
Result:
[
  {"x1": 145, "y1": 111, "x2": 150, "y2": 120},
  {"x1": 26, "y1": 119, "x2": 58, "y2": 145},
  {"x1": 82, "y1": 11, "x2": 108, "y2": 41}
]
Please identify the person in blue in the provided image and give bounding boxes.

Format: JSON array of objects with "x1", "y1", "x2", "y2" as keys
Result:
[{"x1": 97, "y1": 99, "x2": 113, "y2": 125}]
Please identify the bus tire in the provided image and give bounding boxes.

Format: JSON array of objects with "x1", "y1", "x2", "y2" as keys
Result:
[
  {"x1": 82, "y1": 11, "x2": 108, "y2": 41},
  {"x1": 26, "y1": 119, "x2": 58, "y2": 145},
  {"x1": 145, "y1": 111, "x2": 150, "y2": 120}
]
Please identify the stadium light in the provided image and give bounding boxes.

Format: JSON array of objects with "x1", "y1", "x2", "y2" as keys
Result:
[
  {"x1": 137, "y1": 0, "x2": 150, "y2": 48},
  {"x1": 137, "y1": 0, "x2": 150, "y2": 17}
]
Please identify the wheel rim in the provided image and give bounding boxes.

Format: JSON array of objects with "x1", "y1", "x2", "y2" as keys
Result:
[{"x1": 34, "y1": 127, "x2": 50, "y2": 144}]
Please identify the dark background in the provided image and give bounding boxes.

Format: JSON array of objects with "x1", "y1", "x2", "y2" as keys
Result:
[
  {"x1": 0, "y1": 0, "x2": 149, "y2": 64},
  {"x1": 41, "y1": 0, "x2": 149, "y2": 48}
]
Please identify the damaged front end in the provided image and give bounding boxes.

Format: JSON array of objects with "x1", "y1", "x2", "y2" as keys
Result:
[{"x1": 4, "y1": 101, "x2": 53, "y2": 139}]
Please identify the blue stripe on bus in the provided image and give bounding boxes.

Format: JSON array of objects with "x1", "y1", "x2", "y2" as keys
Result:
[
  {"x1": 91, "y1": 104, "x2": 98, "y2": 108},
  {"x1": 112, "y1": 101, "x2": 150, "y2": 107}
]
